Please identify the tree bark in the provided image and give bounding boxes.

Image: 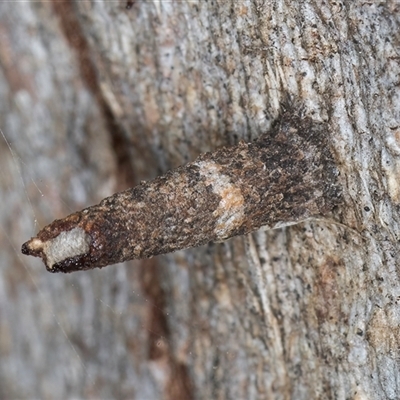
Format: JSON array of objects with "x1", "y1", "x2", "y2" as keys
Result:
[{"x1": 1, "y1": 1, "x2": 400, "y2": 399}]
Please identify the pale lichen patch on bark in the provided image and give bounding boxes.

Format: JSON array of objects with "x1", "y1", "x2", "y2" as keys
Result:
[{"x1": 381, "y1": 148, "x2": 400, "y2": 204}]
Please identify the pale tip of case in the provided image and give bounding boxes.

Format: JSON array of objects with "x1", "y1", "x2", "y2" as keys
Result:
[{"x1": 21, "y1": 237, "x2": 43, "y2": 255}]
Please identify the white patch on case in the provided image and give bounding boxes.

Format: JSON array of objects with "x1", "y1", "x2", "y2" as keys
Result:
[
  {"x1": 44, "y1": 227, "x2": 90, "y2": 269},
  {"x1": 196, "y1": 161, "x2": 245, "y2": 239}
]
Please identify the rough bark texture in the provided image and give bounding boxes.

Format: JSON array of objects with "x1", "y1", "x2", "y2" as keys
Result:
[{"x1": 1, "y1": 1, "x2": 400, "y2": 399}]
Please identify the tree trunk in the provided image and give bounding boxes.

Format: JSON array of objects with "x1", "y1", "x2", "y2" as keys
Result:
[{"x1": 1, "y1": 1, "x2": 400, "y2": 399}]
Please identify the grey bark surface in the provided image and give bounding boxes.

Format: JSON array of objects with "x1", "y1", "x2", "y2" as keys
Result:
[{"x1": 1, "y1": 1, "x2": 400, "y2": 399}]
